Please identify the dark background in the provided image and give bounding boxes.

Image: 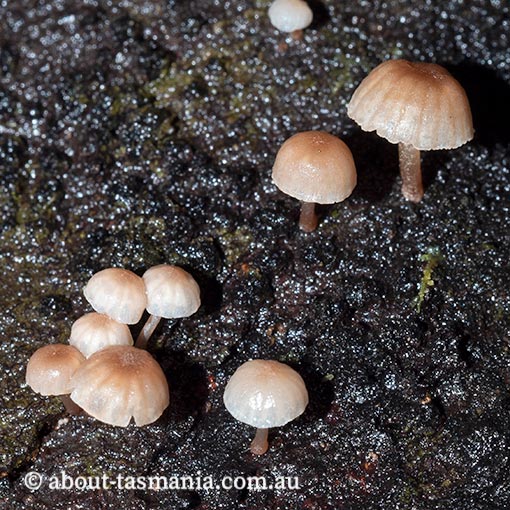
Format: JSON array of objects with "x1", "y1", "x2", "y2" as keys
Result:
[{"x1": 1, "y1": 1, "x2": 509, "y2": 509}]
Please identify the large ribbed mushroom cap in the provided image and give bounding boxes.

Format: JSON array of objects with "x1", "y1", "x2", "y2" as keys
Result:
[
  {"x1": 142, "y1": 265, "x2": 201, "y2": 319},
  {"x1": 70, "y1": 346, "x2": 169, "y2": 427},
  {"x1": 83, "y1": 268, "x2": 147, "y2": 324},
  {"x1": 268, "y1": 0, "x2": 313, "y2": 33},
  {"x1": 347, "y1": 59, "x2": 474, "y2": 150},
  {"x1": 69, "y1": 312, "x2": 133, "y2": 358},
  {"x1": 26, "y1": 344, "x2": 85, "y2": 396},
  {"x1": 223, "y1": 359, "x2": 309, "y2": 429},
  {"x1": 272, "y1": 131, "x2": 357, "y2": 204}
]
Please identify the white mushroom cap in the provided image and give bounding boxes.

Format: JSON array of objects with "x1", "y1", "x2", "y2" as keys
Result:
[
  {"x1": 223, "y1": 359, "x2": 309, "y2": 428},
  {"x1": 272, "y1": 131, "x2": 357, "y2": 204},
  {"x1": 69, "y1": 312, "x2": 133, "y2": 358},
  {"x1": 347, "y1": 59, "x2": 474, "y2": 150},
  {"x1": 142, "y1": 265, "x2": 201, "y2": 319},
  {"x1": 268, "y1": 0, "x2": 313, "y2": 33},
  {"x1": 26, "y1": 344, "x2": 85, "y2": 396},
  {"x1": 83, "y1": 268, "x2": 147, "y2": 324},
  {"x1": 70, "y1": 346, "x2": 169, "y2": 427}
]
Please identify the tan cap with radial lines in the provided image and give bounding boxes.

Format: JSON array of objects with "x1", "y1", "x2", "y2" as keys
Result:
[
  {"x1": 70, "y1": 345, "x2": 169, "y2": 427},
  {"x1": 83, "y1": 268, "x2": 147, "y2": 324}
]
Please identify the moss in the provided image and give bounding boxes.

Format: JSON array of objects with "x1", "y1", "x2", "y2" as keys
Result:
[
  {"x1": 415, "y1": 247, "x2": 444, "y2": 313},
  {"x1": 215, "y1": 226, "x2": 253, "y2": 265}
]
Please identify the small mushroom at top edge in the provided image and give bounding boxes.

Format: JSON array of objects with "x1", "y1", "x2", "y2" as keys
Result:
[{"x1": 268, "y1": 0, "x2": 313, "y2": 40}]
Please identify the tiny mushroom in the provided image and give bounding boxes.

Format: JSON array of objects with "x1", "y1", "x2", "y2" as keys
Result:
[
  {"x1": 26, "y1": 344, "x2": 85, "y2": 414},
  {"x1": 347, "y1": 59, "x2": 474, "y2": 202},
  {"x1": 272, "y1": 131, "x2": 357, "y2": 232},
  {"x1": 223, "y1": 359, "x2": 309, "y2": 455},
  {"x1": 136, "y1": 264, "x2": 201, "y2": 348},
  {"x1": 83, "y1": 268, "x2": 147, "y2": 325},
  {"x1": 70, "y1": 345, "x2": 169, "y2": 427},
  {"x1": 268, "y1": 0, "x2": 313, "y2": 40},
  {"x1": 69, "y1": 312, "x2": 133, "y2": 358}
]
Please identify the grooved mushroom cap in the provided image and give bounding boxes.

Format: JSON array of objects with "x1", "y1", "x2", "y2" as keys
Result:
[
  {"x1": 69, "y1": 312, "x2": 133, "y2": 358},
  {"x1": 26, "y1": 344, "x2": 85, "y2": 396},
  {"x1": 70, "y1": 346, "x2": 169, "y2": 427},
  {"x1": 83, "y1": 268, "x2": 147, "y2": 324},
  {"x1": 268, "y1": 0, "x2": 313, "y2": 33},
  {"x1": 223, "y1": 359, "x2": 309, "y2": 429},
  {"x1": 272, "y1": 131, "x2": 357, "y2": 204},
  {"x1": 142, "y1": 265, "x2": 201, "y2": 319},
  {"x1": 347, "y1": 59, "x2": 474, "y2": 150}
]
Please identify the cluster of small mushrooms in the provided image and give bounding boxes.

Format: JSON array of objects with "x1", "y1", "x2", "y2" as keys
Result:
[
  {"x1": 25, "y1": 1, "x2": 475, "y2": 456},
  {"x1": 269, "y1": 1, "x2": 474, "y2": 231},
  {"x1": 27, "y1": 266, "x2": 309, "y2": 454},
  {"x1": 26, "y1": 265, "x2": 200, "y2": 427}
]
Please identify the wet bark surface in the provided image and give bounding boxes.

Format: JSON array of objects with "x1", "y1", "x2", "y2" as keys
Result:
[{"x1": 1, "y1": 1, "x2": 510, "y2": 509}]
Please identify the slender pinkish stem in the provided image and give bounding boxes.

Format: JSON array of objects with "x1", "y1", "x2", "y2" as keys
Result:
[
  {"x1": 399, "y1": 143, "x2": 424, "y2": 202},
  {"x1": 299, "y1": 202, "x2": 318, "y2": 232},
  {"x1": 135, "y1": 315, "x2": 162, "y2": 349},
  {"x1": 250, "y1": 428, "x2": 269, "y2": 455}
]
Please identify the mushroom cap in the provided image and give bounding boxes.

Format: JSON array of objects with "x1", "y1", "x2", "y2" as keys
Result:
[
  {"x1": 83, "y1": 268, "x2": 147, "y2": 324},
  {"x1": 70, "y1": 345, "x2": 169, "y2": 427},
  {"x1": 26, "y1": 344, "x2": 85, "y2": 396},
  {"x1": 69, "y1": 312, "x2": 133, "y2": 358},
  {"x1": 268, "y1": 0, "x2": 313, "y2": 33},
  {"x1": 272, "y1": 131, "x2": 357, "y2": 204},
  {"x1": 347, "y1": 59, "x2": 474, "y2": 150},
  {"x1": 223, "y1": 359, "x2": 309, "y2": 429},
  {"x1": 143, "y1": 264, "x2": 201, "y2": 319}
]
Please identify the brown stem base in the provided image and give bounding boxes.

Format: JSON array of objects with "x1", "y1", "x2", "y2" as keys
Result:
[
  {"x1": 299, "y1": 202, "x2": 318, "y2": 232},
  {"x1": 60, "y1": 394, "x2": 82, "y2": 416},
  {"x1": 398, "y1": 143, "x2": 424, "y2": 202},
  {"x1": 291, "y1": 29, "x2": 304, "y2": 41},
  {"x1": 250, "y1": 428, "x2": 269, "y2": 455}
]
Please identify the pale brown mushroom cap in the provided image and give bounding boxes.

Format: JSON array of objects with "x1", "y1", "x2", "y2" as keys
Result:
[
  {"x1": 69, "y1": 312, "x2": 133, "y2": 358},
  {"x1": 143, "y1": 265, "x2": 201, "y2": 319},
  {"x1": 272, "y1": 131, "x2": 357, "y2": 204},
  {"x1": 268, "y1": 0, "x2": 313, "y2": 33},
  {"x1": 347, "y1": 59, "x2": 474, "y2": 150},
  {"x1": 70, "y1": 345, "x2": 169, "y2": 427},
  {"x1": 83, "y1": 268, "x2": 147, "y2": 324},
  {"x1": 26, "y1": 344, "x2": 85, "y2": 396},
  {"x1": 223, "y1": 359, "x2": 309, "y2": 429}
]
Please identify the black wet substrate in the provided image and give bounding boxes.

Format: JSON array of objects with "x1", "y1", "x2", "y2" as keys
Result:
[{"x1": 1, "y1": 1, "x2": 509, "y2": 509}]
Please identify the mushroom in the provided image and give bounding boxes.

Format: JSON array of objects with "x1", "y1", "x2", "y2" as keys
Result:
[
  {"x1": 347, "y1": 59, "x2": 474, "y2": 202},
  {"x1": 70, "y1": 345, "x2": 169, "y2": 427},
  {"x1": 83, "y1": 268, "x2": 147, "y2": 324},
  {"x1": 26, "y1": 344, "x2": 85, "y2": 414},
  {"x1": 272, "y1": 131, "x2": 357, "y2": 232},
  {"x1": 268, "y1": 0, "x2": 313, "y2": 40},
  {"x1": 223, "y1": 359, "x2": 309, "y2": 455},
  {"x1": 69, "y1": 312, "x2": 133, "y2": 358},
  {"x1": 136, "y1": 264, "x2": 201, "y2": 349}
]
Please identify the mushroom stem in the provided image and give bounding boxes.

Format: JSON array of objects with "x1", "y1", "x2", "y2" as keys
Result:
[
  {"x1": 60, "y1": 395, "x2": 82, "y2": 415},
  {"x1": 299, "y1": 202, "x2": 318, "y2": 232},
  {"x1": 398, "y1": 143, "x2": 424, "y2": 202},
  {"x1": 250, "y1": 428, "x2": 269, "y2": 455},
  {"x1": 135, "y1": 315, "x2": 162, "y2": 349},
  {"x1": 291, "y1": 29, "x2": 304, "y2": 41}
]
